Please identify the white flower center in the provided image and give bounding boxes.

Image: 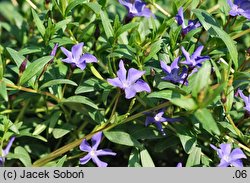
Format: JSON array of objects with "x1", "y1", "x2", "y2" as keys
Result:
[
  {"x1": 90, "y1": 149, "x2": 96, "y2": 156},
  {"x1": 123, "y1": 81, "x2": 130, "y2": 88},
  {"x1": 154, "y1": 114, "x2": 162, "y2": 122}
]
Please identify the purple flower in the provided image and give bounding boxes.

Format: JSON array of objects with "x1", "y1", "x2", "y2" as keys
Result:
[
  {"x1": 160, "y1": 57, "x2": 188, "y2": 85},
  {"x1": 60, "y1": 42, "x2": 97, "y2": 70},
  {"x1": 0, "y1": 137, "x2": 15, "y2": 166},
  {"x1": 238, "y1": 89, "x2": 250, "y2": 113},
  {"x1": 176, "y1": 7, "x2": 201, "y2": 35},
  {"x1": 210, "y1": 143, "x2": 247, "y2": 167},
  {"x1": 145, "y1": 109, "x2": 180, "y2": 135},
  {"x1": 107, "y1": 60, "x2": 151, "y2": 99},
  {"x1": 176, "y1": 162, "x2": 182, "y2": 167},
  {"x1": 119, "y1": 0, "x2": 153, "y2": 18},
  {"x1": 79, "y1": 132, "x2": 116, "y2": 167},
  {"x1": 181, "y1": 46, "x2": 210, "y2": 68},
  {"x1": 227, "y1": 0, "x2": 250, "y2": 20}
]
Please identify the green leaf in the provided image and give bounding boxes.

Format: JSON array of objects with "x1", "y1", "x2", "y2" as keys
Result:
[
  {"x1": 140, "y1": 148, "x2": 155, "y2": 167},
  {"x1": 176, "y1": 125, "x2": 197, "y2": 154},
  {"x1": 56, "y1": 155, "x2": 67, "y2": 167},
  {"x1": 116, "y1": 22, "x2": 138, "y2": 37},
  {"x1": 194, "y1": 108, "x2": 220, "y2": 135},
  {"x1": 32, "y1": 120, "x2": 49, "y2": 136},
  {"x1": 62, "y1": 96, "x2": 98, "y2": 109},
  {"x1": 225, "y1": 86, "x2": 234, "y2": 112},
  {"x1": 193, "y1": 9, "x2": 238, "y2": 69},
  {"x1": 52, "y1": 123, "x2": 74, "y2": 139},
  {"x1": 171, "y1": 97, "x2": 198, "y2": 111},
  {"x1": 128, "y1": 148, "x2": 141, "y2": 167},
  {"x1": 186, "y1": 147, "x2": 201, "y2": 167},
  {"x1": 6, "y1": 47, "x2": 26, "y2": 67},
  {"x1": 144, "y1": 39, "x2": 163, "y2": 62},
  {"x1": 12, "y1": 146, "x2": 32, "y2": 167},
  {"x1": 104, "y1": 131, "x2": 142, "y2": 148},
  {"x1": 147, "y1": 90, "x2": 181, "y2": 100},
  {"x1": 192, "y1": 62, "x2": 211, "y2": 97},
  {"x1": 19, "y1": 56, "x2": 53, "y2": 85},
  {"x1": 0, "y1": 54, "x2": 3, "y2": 79},
  {"x1": 100, "y1": 10, "x2": 114, "y2": 40},
  {"x1": 0, "y1": 81, "x2": 8, "y2": 101},
  {"x1": 31, "y1": 9, "x2": 45, "y2": 37},
  {"x1": 40, "y1": 79, "x2": 77, "y2": 90},
  {"x1": 65, "y1": 0, "x2": 87, "y2": 15},
  {"x1": 84, "y1": 2, "x2": 102, "y2": 14}
]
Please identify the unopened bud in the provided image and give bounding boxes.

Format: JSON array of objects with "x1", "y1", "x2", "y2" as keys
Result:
[
  {"x1": 49, "y1": 43, "x2": 59, "y2": 64},
  {"x1": 19, "y1": 56, "x2": 28, "y2": 74},
  {"x1": 50, "y1": 43, "x2": 59, "y2": 57}
]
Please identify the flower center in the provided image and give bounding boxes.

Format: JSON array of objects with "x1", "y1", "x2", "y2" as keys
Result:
[
  {"x1": 154, "y1": 114, "x2": 162, "y2": 122},
  {"x1": 90, "y1": 149, "x2": 96, "y2": 156},
  {"x1": 223, "y1": 155, "x2": 230, "y2": 162},
  {"x1": 123, "y1": 81, "x2": 130, "y2": 88}
]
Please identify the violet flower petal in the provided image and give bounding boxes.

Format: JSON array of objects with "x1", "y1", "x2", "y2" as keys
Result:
[
  {"x1": 117, "y1": 60, "x2": 127, "y2": 83},
  {"x1": 80, "y1": 53, "x2": 98, "y2": 63},
  {"x1": 79, "y1": 153, "x2": 92, "y2": 165},
  {"x1": 92, "y1": 155, "x2": 108, "y2": 167},
  {"x1": 3, "y1": 137, "x2": 15, "y2": 156},
  {"x1": 91, "y1": 132, "x2": 102, "y2": 150},
  {"x1": 230, "y1": 159, "x2": 244, "y2": 167},
  {"x1": 72, "y1": 43, "x2": 84, "y2": 61},
  {"x1": 79, "y1": 139, "x2": 92, "y2": 152},
  {"x1": 107, "y1": 78, "x2": 123, "y2": 88},
  {"x1": 127, "y1": 68, "x2": 145, "y2": 84},
  {"x1": 230, "y1": 148, "x2": 247, "y2": 161},
  {"x1": 133, "y1": 79, "x2": 151, "y2": 93},
  {"x1": 96, "y1": 149, "x2": 117, "y2": 156}
]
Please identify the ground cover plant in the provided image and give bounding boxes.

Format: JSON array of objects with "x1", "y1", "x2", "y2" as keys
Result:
[{"x1": 0, "y1": 0, "x2": 250, "y2": 167}]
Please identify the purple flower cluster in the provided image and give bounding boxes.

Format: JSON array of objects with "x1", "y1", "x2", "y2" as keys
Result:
[
  {"x1": 79, "y1": 132, "x2": 116, "y2": 167},
  {"x1": 160, "y1": 45, "x2": 210, "y2": 86},
  {"x1": 119, "y1": 0, "x2": 153, "y2": 18},
  {"x1": 210, "y1": 143, "x2": 246, "y2": 167},
  {"x1": 176, "y1": 7, "x2": 201, "y2": 35},
  {"x1": 160, "y1": 57, "x2": 188, "y2": 85},
  {"x1": 227, "y1": 0, "x2": 250, "y2": 20}
]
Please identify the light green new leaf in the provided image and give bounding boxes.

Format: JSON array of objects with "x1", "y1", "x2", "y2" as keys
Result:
[
  {"x1": 140, "y1": 148, "x2": 155, "y2": 167},
  {"x1": 56, "y1": 155, "x2": 67, "y2": 167},
  {"x1": 194, "y1": 108, "x2": 220, "y2": 135},
  {"x1": 0, "y1": 81, "x2": 8, "y2": 101},
  {"x1": 12, "y1": 146, "x2": 32, "y2": 167},
  {"x1": 40, "y1": 79, "x2": 77, "y2": 90},
  {"x1": 31, "y1": 9, "x2": 45, "y2": 37},
  {"x1": 100, "y1": 10, "x2": 114, "y2": 40},
  {"x1": 19, "y1": 56, "x2": 53, "y2": 85},
  {"x1": 85, "y1": 2, "x2": 102, "y2": 14}
]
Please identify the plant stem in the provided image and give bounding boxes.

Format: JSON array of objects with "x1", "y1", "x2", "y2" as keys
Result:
[
  {"x1": 152, "y1": 2, "x2": 171, "y2": 17},
  {"x1": 32, "y1": 101, "x2": 171, "y2": 166},
  {"x1": 6, "y1": 83, "x2": 60, "y2": 102}
]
